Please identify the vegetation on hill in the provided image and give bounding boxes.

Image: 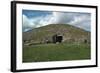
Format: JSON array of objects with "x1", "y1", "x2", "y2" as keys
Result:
[
  {"x1": 23, "y1": 24, "x2": 91, "y2": 62},
  {"x1": 23, "y1": 24, "x2": 90, "y2": 45}
]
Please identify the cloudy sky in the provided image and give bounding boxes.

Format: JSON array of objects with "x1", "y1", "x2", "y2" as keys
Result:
[{"x1": 22, "y1": 10, "x2": 91, "y2": 32}]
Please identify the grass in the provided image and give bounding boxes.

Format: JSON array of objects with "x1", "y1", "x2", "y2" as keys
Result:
[{"x1": 23, "y1": 43, "x2": 91, "y2": 63}]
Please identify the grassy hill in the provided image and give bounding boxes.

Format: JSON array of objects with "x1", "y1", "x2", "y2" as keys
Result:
[
  {"x1": 23, "y1": 24, "x2": 91, "y2": 62},
  {"x1": 23, "y1": 24, "x2": 90, "y2": 45}
]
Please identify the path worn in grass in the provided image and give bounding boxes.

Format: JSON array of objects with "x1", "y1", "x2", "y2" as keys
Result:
[{"x1": 23, "y1": 43, "x2": 90, "y2": 63}]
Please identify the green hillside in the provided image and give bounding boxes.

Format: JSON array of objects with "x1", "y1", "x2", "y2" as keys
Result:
[
  {"x1": 23, "y1": 24, "x2": 91, "y2": 62},
  {"x1": 23, "y1": 24, "x2": 90, "y2": 45}
]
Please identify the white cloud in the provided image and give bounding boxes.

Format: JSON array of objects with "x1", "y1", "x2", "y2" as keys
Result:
[
  {"x1": 23, "y1": 15, "x2": 35, "y2": 31},
  {"x1": 69, "y1": 14, "x2": 91, "y2": 31},
  {"x1": 23, "y1": 14, "x2": 54, "y2": 31},
  {"x1": 23, "y1": 12, "x2": 91, "y2": 32}
]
